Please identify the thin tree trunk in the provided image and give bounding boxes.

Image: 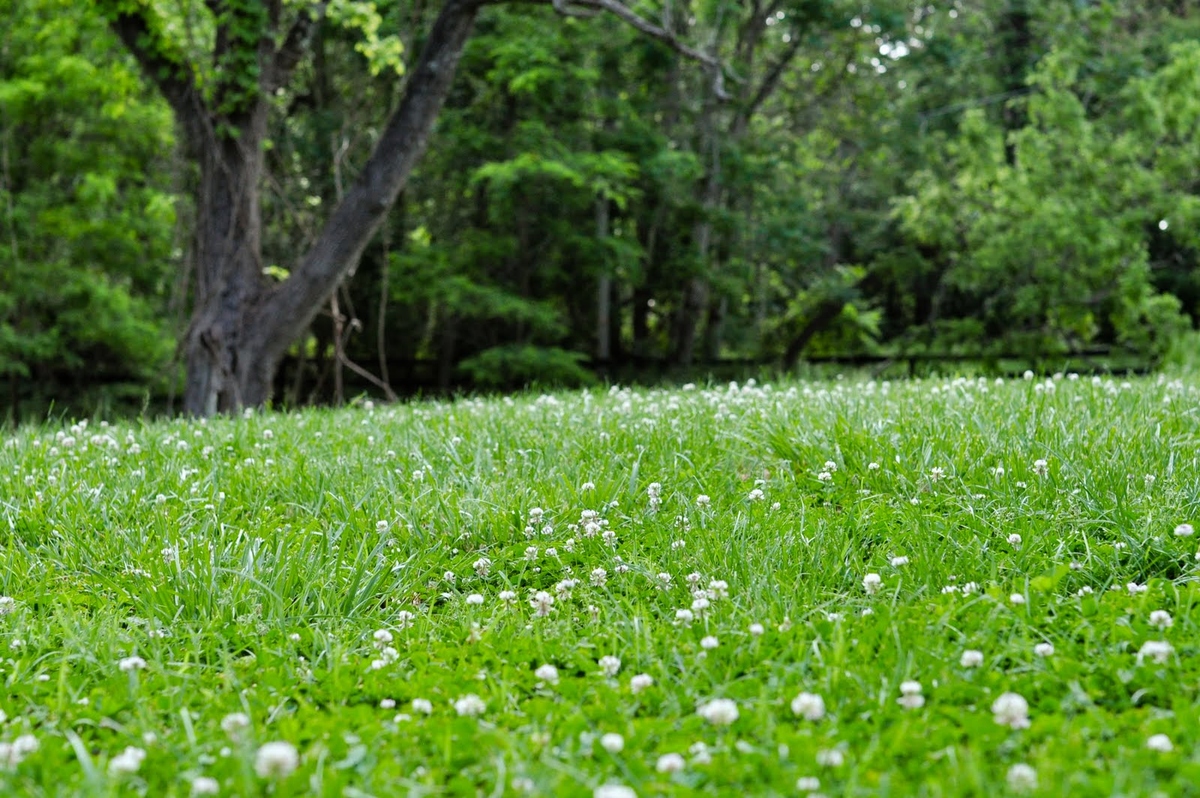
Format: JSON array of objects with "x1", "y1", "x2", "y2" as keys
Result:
[{"x1": 595, "y1": 197, "x2": 612, "y2": 362}]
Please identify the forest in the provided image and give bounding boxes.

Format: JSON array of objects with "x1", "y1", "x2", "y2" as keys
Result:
[{"x1": 3, "y1": 0, "x2": 1200, "y2": 415}]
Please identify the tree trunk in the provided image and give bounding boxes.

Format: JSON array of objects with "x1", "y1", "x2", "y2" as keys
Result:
[
  {"x1": 595, "y1": 197, "x2": 612, "y2": 362},
  {"x1": 182, "y1": 132, "x2": 275, "y2": 415}
]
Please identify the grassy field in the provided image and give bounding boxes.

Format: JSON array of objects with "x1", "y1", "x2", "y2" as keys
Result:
[{"x1": 1, "y1": 374, "x2": 1199, "y2": 796}]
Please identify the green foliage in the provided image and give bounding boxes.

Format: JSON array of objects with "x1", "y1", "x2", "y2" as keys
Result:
[
  {"x1": 0, "y1": 0, "x2": 176, "y2": 404},
  {"x1": 457, "y1": 344, "x2": 596, "y2": 389}
]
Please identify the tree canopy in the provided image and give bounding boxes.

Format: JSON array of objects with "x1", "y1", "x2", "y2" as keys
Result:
[{"x1": 3, "y1": 0, "x2": 1200, "y2": 415}]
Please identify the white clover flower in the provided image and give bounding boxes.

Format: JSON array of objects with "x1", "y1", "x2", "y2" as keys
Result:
[
  {"x1": 1175, "y1": 523, "x2": 1194, "y2": 537},
  {"x1": 530, "y1": 591, "x2": 554, "y2": 617},
  {"x1": 0, "y1": 597, "x2": 14, "y2": 615},
  {"x1": 534, "y1": 664, "x2": 559, "y2": 685},
  {"x1": 379, "y1": 699, "x2": 396, "y2": 709},
  {"x1": 960, "y1": 650, "x2": 984, "y2": 668},
  {"x1": 689, "y1": 741, "x2": 712, "y2": 765},
  {"x1": 696, "y1": 495, "x2": 710, "y2": 507},
  {"x1": 1137, "y1": 640, "x2": 1174, "y2": 665},
  {"x1": 991, "y1": 692, "x2": 1030, "y2": 729},
  {"x1": 412, "y1": 698, "x2": 433, "y2": 715},
  {"x1": 675, "y1": 609, "x2": 694, "y2": 625},
  {"x1": 499, "y1": 590, "x2": 517, "y2": 604},
  {"x1": 748, "y1": 488, "x2": 765, "y2": 500},
  {"x1": 1033, "y1": 459, "x2": 1048, "y2": 477},
  {"x1": 466, "y1": 594, "x2": 484, "y2": 606},
  {"x1": 1149, "y1": 610, "x2": 1173, "y2": 629},
  {"x1": 817, "y1": 472, "x2": 833, "y2": 483},
  {"x1": 656, "y1": 753, "x2": 685, "y2": 773},
  {"x1": 890, "y1": 556, "x2": 909, "y2": 567},
  {"x1": 395, "y1": 610, "x2": 416, "y2": 629},
  {"x1": 220, "y1": 713, "x2": 251, "y2": 736},
  {"x1": 790, "y1": 692, "x2": 825, "y2": 721},
  {"x1": 109, "y1": 746, "x2": 146, "y2": 775},
  {"x1": 599, "y1": 733, "x2": 624, "y2": 753},
  {"x1": 630, "y1": 673, "x2": 654, "y2": 694},
  {"x1": 897, "y1": 680, "x2": 924, "y2": 709},
  {"x1": 453, "y1": 694, "x2": 486, "y2": 717},
  {"x1": 1006, "y1": 533, "x2": 1022, "y2": 548},
  {"x1": 1010, "y1": 594, "x2": 1026, "y2": 605},
  {"x1": 816, "y1": 749, "x2": 844, "y2": 768},
  {"x1": 473, "y1": 557, "x2": 492, "y2": 577},
  {"x1": 700, "y1": 636, "x2": 719, "y2": 650},
  {"x1": 254, "y1": 741, "x2": 299, "y2": 779},
  {"x1": 748, "y1": 623, "x2": 765, "y2": 636},
  {"x1": 118, "y1": 656, "x2": 146, "y2": 672},
  {"x1": 1006, "y1": 763, "x2": 1037, "y2": 792},
  {"x1": 590, "y1": 568, "x2": 608, "y2": 587},
  {"x1": 862, "y1": 573, "x2": 882, "y2": 595},
  {"x1": 929, "y1": 467, "x2": 945, "y2": 482},
  {"x1": 1147, "y1": 734, "x2": 1173, "y2": 752},
  {"x1": 796, "y1": 776, "x2": 821, "y2": 791},
  {"x1": 868, "y1": 462, "x2": 880, "y2": 471},
  {"x1": 594, "y1": 785, "x2": 636, "y2": 798},
  {"x1": 1033, "y1": 642, "x2": 1054, "y2": 658},
  {"x1": 598, "y1": 656, "x2": 621, "y2": 677},
  {"x1": 191, "y1": 776, "x2": 220, "y2": 795},
  {"x1": 696, "y1": 698, "x2": 739, "y2": 726}
]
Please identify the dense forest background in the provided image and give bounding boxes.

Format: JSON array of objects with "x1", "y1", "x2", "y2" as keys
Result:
[{"x1": 4, "y1": 0, "x2": 1200, "y2": 416}]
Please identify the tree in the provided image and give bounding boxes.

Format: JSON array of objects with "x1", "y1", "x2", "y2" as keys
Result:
[{"x1": 99, "y1": 0, "x2": 721, "y2": 415}]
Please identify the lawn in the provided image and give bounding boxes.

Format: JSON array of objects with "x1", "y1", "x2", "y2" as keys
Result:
[{"x1": 1, "y1": 374, "x2": 1198, "y2": 796}]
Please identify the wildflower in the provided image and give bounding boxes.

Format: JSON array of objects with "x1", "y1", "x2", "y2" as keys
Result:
[
  {"x1": 1137, "y1": 640, "x2": 1174, "y2": 665},
  {"x1": 791, "y1": 692, "x2": 826, "y2": 721},
  {"x1": 412, "y1": 698, "x2": 433, "y2": 715},
  {"x1": 598, "y1": 656, "x2": 621, "y2": 677},
  {"x1": 191, "y1": 776, "x2": 220, "y2": 795},
  {"x1": 749, "y1": 623, "x2": 765, "y2": 636},
  {"x1": 929, "y1": 467, "x2": 945, "y2": 482},
  {"x1": 700, "y1": 636, "x2": 719, "y2": 650},
  {"x1": 600, "y1": 733, "x2": 624, "y2": 753},
  {"x1": 1033, "y1": 459, "x2": 1048, "y2": 477},
  {"x1": 1147, "y1": 734, "x2": 1173, "y2": 752},
  {"x1": 1149, "y1": 610, "x2": 1173, "y2": 629},
  {"x1": 890, "y1": 556, "x2": 909, "y2": 567},
  {"x1": 530, "y1": 591, "x2": 554, "y2": 617},
  {"x1": 1010, "y1": 594, "x2": 1026, "y2": 605},
  {"x1": 220, "y1": 713, "x2": 251, "y2": 735},
  {"x1": 1006, "y1": 764, "x2": 1037, "y2": 792},
  {"x1": 816, "y1": 749, "x2": 844, "y2": 767},
  {"x1": 689, "y1": 741, "x2": 712, "y2": 765},
  {"x1": 656, "y1": 753, "x2": 685, "y2": 773},
  {"x1": 0, "y1": 734, "x2": 38, "y2": 766},
  {"x1": 1034, "y1": 643, "x2": 1054, "y2": 657},
  {"x1": 748, "y1": 488, "x2": 765, "y2": 500},
  {"x1": 395, "y1": 610, "x2": 416, "y2": 629},
  {"x1": 1175, "y1": 523, "x2": 1194, "y2": 537},
  {"x1": 991, "y1": 692, "x2": 1030, "y2": 729},
  {"x1": 897, "y1": 680, "x2": 924, "y2": 709},
  {"x1": 697, "y1": 698, "x2": 739, "y2": 726},
  {"x1": 863, "y1": 573, "x2": 882, "y2": 595},
  {"x1": 466, "y1": 594, "x2": 484, "y2": 606},
  {"x1": 960, "y1": 650, "x2": 983, "y2": 668},
  {"x1": 0, "y1": 597, "x2": 14, "y2": 615},
  {"x1": 473, "y1": 557, "x2": 492, "y2": 577},
  {"x1": 868, "y1": 462, "x2": 881, "y2": 471},
  {"x1": 453, "y1": 694, "x2": 486, "y2": 717},
  {"x1": 118, "y1": 656, "x2": 146, "y2": 672},
  {"x1": 109, "y1": 746, "x2": 146, "y2": 775},
  {"x1": 591, "y1": 568, "x2": 608, "y2": 587},
  {"x1": 254, "y1": 741, "x2": 299, "y2": 779},
  {"x1": 797, "y1": 776, "x2": 821, "y2": 791},
  {"x1": 499, "y1": 590, "x2": 517, "y2": 604},
  {"x1": 675, "y1": 609, "x2": 694, "y2": 625},
  {"x1": 817, "y1": 471, "x2": 833, "y2": 483},
  {"x1": 708, "y1": 580, "x2": 729, "y2": 600},
  {"x1": 594, "y1": 785, "x2": 636, "y2": 798},
  {"x1": 534, "y1": 664, "x2": 559, "y2": 686},
  {"x1": 630, "y1": 674, "x2": 654, "y2": 694},
  {"x1": 696, "y1": 495, "x2": 710, "y2": 507},
  {"x1": 380, "y1": 698, "x2": 396, "y2": 709},
  {"x1": 1006, "y1": 533, "x2": 1022, "y2": 548}
]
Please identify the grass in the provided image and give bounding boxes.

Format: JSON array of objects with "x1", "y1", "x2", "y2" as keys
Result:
[{"x1": 1, "y1": 373, "x2": 1199, "y2": 796}]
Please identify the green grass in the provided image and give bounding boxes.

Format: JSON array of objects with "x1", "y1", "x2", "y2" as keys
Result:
[{"x1": 1, "y1": 374, "x2": 1199, "y2": 796}]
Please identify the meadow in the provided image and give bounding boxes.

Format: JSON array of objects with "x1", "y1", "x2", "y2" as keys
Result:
[{"x1": 1, "y1": 374, "x2": 1198, "y2": 796}]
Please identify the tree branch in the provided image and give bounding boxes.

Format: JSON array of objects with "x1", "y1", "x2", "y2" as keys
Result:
[
  {"x1": 267, "y1": 3, "x2": 328, "y2": 92},
  {"x1": 255, "y1": 0, "x2": 485, "y2": 363},
  {"x1": 104, "y1": 4, "x2": 209, "y2": 149},
  {"x1": 543, "y1": 0, "x2": 731, "y2": 99}
]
